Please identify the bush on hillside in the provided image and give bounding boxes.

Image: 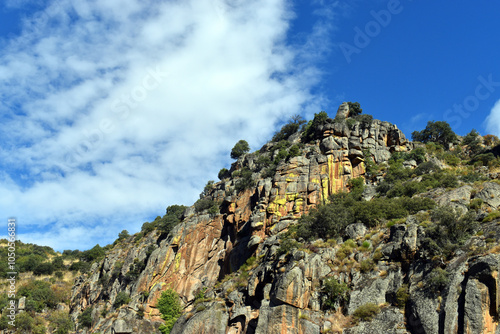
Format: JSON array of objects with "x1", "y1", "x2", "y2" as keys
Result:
[
  {"x1": 218, "y1": 168, "x2": 229, "y2": 180},
  {"x1": 272, "y1": 115, "x2": 306, "y2": 142},
  {"x1": 159, "y1": 205, "x2": 186, "y2": 234},
  {"x1": 235, "y1": 168, "x2": 255, "y2": 193},
  {"x1": 352, "y1": 303, "x2": 380, "y2": 322},
  {"x1": 348, "y1": 102, "x2": 363, "y2": 116},
  {"x1": 49, "y1": 310, "x2": 74, "y2": 334},
  {"x1": 113, "y1": 292, "x2": 131, "y2": 309},
  {"x1": 462, "y1": 129, "x2": 482, "y2": 155},
  {"x1": 302, "y1": 111, "x2": 329, "y2": 142},
  {"x1": 78, "y1": 307, "x2": 93, "y2": 328},
  {"x1": 295, "y1": 190, "x2": 436, "y2": 240},
  {"x1": 321, "y1": 277, "x2": 350, "y2": 310},
  {"x1": 230, "y1": 140, "x2": 250, "y2": 159},
  {"x1": 157, "y1": 289, "x2": 182, "y2": 334},
  {"x1": 412, "y1": 121, "x2": 457, "y2": 148}
]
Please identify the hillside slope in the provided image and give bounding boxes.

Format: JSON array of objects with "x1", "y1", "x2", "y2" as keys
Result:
[{"x1": 70, "y1": 103, "x2": 500, "y2": 334}]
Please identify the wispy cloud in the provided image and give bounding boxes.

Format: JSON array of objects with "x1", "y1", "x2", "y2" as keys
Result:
[
  {"x1": 484, "y1": 99, "x2": 500, "y2": 136},
  {"x1": 0, "y1": 0, "x2": 323, "y2": 250}
]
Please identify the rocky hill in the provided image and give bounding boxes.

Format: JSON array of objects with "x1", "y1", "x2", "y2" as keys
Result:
[{"x1": 69, "y1": 103, "x2": 500, "y2": 334}]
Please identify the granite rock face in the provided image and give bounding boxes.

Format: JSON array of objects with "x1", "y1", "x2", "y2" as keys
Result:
[{"x1": 69, "y1": 106, "x2": 500, "y2": 334}]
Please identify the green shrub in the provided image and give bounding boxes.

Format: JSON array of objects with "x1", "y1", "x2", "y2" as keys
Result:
[
  {"x1": 51, "y1": 257, "x2": 65, "y2": 270},
  {"x1": 408, "y1": 147, "x2": 427, "y2": 164},
  {"x1": 411, "y1": 121, "x2": 458, "y2": 148},
  {"x1": 398, "y1": 197, "x2": 436, "y2": 214},
  {"x1": 113, "y1": 292, "x2": 131, "y2": 309},
  {"x1": 395, "y1": 284, "x2": 409, "y2": 308},
  {"x1": 348, "y1": 177, "x2": 365, "y2": 199},
  {"x1": 78, "y1": 307, "x2": 93, "y2": 328},
  {"x1": 48, "y1": 310, "x2": 74, "y2": 334},
  {"x1": 157, "y1": 289, "x2": 182, "y2": 334},
  {"x1": 218, "y1": 168, "x2": 229, "y2": 180},
  {"x1": 288, "y1": 144, "x2": 301, "y2": 158},
  {"x1": 16, "y1": 312, "x2": 35, "y2": 332},
  {"x1": 33, "y1": 262, "x2": 54, "y2": 276},
  {"x1": 272, "y1": 115, "x2": 305, "y2": 142},
  {"x1": 483, "y1": 210, "x2": 500, "y2": 223},
  {"x1": 159, "y1": 205, "x2": 186, "y2": 234},
  {"x1": 302, "y1": 111, "x2": 329, "y2": 142},
  {"x1": 462, "y1": 129, "x2": 482, "y2": 155},
  {"x1": 296, "y1": 195, "x2": 354, "y2": 240},
  {"x1": 69, "y1": 261, "x2": 90, "y2": 274},
  {"x1": 427, "y1": 268, "x2": 449, "y2": 293},
  {"x1": 461, "y1": 172, "x2": 485, "y2": 183},
  {"x1": 359, "y1": 259, "x2": 375, "y2": 273},
  {"x1": 336, "y1": 240, "x2": 356, "y2": 261},
  {"x1": 348, "y1": 102, "x2": 363, "y2": 116},
  {"x1": 141, "y1": 221, "x2": 155, "y2": 234},
  {"x1": 79, "y1": 244, "x2": 105, "y2": 263},
  {"x1": 201, "y1": 180, "x2": 215, "y2": 197},
  {"x1": 18, "y1": 280, "x2": 58, "y2": 312},
  {"x1": 414, "y1": 161, "x2": 441, "y2": 176},
  {"x1": 352, "y1": 303, "x2": 380, "y2": 322},
  {"x1": 256, "y1": 154, "x2": 272, "y2": 169},
  {"x1": 33, "y1": 323, "x2": 47, "y2": 334},
  {"x1": 194, "y1": 198, "x2": 216, "y2": 213},
  {"x1": 235, "y1": 168, "x2": 255, "y2": 193},
  {"x1": 363, "y1": 150, "x2": 377, "y2": 176},
  {"x1": 125, "y1": 258, "x2": 147, "y2": 283},
  {"x1": 431, "y1": 207, "x2": 477, "y2": 245},
  {"x1": 321, "y1": 277, "x2": 350, "y2": 310},
  {"x1": 346, "y1": 118, "x2": 357, "y2": 130},
  {"x1": 473, "y1": 153, "x2": 496, "y2": 166},
  {"x1": 137, "y1": 306, "x2": 145, "y2": 319},
  {"x1": 230, "y1": 140, "x2": 250, "y2": 159},
  {"x1": 443, "y1": 152, "x2": 461, "y2": 166},
  {"x1": 296, "y1": 191, "x2": 435, "y2": 241},
  {"x1": 118, "y1": 230, "x2": 130, "y2": 241},
  {"x1": 469, "y1": 198, "x2": 484, "y2": 210},
  {"x1": 276, "y1": 238, "x2": 303, "y2": 256},
  {"x1": 360, "y1": 241, "x2": 371, "y2": 250},
  {"x1": 353, "y1": 114, "x2": 373, "y2": 128}
]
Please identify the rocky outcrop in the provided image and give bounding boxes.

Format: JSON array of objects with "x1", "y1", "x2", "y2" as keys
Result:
[{"x1": 69, "y1": 106, "x2": 500, "y2": 334}]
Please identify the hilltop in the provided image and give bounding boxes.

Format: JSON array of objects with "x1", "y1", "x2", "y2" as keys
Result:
[{"x1": 5, "y1": 102, "x2": 500, "y2": 334}]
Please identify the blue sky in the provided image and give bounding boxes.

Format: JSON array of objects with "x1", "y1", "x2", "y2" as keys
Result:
[{"x1": 0, "y1": 0, "x2": 499, "y2": 251}]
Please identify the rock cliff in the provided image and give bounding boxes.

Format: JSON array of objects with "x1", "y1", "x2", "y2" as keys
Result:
[{"x1": 70, "y1": 104, "x2": 500, "y2": 334}]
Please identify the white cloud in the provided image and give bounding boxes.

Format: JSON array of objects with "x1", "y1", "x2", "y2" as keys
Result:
[
  {"x1": 0, "y1": 0, "x2": 326, "y2": 251},
  {"x1": 485, "y1": 99, "x2": 500, "y2": 136}
]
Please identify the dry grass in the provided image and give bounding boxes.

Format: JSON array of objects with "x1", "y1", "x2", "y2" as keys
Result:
[
  {"x1": 487, "y1": 245, "x2": 500, "y2": 254},
  {"x1": 326, "y1": 308, "x2": 353, "y2": 333}
]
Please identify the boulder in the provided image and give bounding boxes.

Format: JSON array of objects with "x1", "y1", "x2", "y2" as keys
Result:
[
  {"x1": 345, "y1": 223, "x2": 367, "y2": 240},
  {"x1": 476, "y1": 182, "x2": 500, "y2": 208},
  {"x1": 113, "y1": 319, "x2": 133, "y2": 334},
  {"x1": 344, "y1": 307, "x2": 408, "y2": 334},
  {"x1": 336, "y1": 102, "x2": 350, "y2": 119},
  {"x1": 171, "y1": 306, "x2": 229, "y2": 334}
]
